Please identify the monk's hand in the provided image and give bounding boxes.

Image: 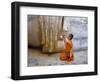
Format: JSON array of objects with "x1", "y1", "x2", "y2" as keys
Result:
[{"x1": 62, "y1": 34, "x2": 66, "y2": 38}]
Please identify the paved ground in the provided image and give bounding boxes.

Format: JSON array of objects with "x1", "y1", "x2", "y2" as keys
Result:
[{"x1": 28, "y1": 48, "x2": 88, "y2": 67}]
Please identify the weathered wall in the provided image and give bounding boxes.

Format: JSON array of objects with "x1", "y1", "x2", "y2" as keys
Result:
[
  {"x1": 28, "y1": 16, "x2": 88, "y2": 51},
  {"x1": 64, "y1": 17, "x2": 88, "y2": 50},
  {"x1": 28, "y1": 15, "x2": 42, "y2": 47}
]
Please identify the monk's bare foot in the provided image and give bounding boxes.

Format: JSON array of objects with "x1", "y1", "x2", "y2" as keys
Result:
[{"x1": 66, "y1": 61, "x2": 72, "y2": 64}]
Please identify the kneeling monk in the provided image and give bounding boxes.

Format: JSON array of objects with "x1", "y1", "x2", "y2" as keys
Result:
[{"x1": 60, "y1": 33, "x2": 74, "y2": 64}]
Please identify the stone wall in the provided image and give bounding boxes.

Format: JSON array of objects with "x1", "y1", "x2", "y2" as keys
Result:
[
  {"x1": 28, "y1": 15, "x2": 42, "y2": 47},
  {"x1": 64, "y1": 17, "x2": 88, "y2": 51},
  {"x1": 28, "y1": 16, "x2": 88, "y2": 51}
]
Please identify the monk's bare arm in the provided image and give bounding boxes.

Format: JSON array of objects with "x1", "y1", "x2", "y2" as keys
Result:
[{"x1": 62, "y1": 35, "x2": 67, "y2": 44}]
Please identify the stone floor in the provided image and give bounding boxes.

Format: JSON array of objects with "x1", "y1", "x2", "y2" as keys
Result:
[{"x1": 28, "y1": 48, "x2": 88, "y2": 67}]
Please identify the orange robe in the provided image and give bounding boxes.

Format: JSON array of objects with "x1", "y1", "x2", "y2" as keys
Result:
[{"x1": 60, "y1": 39, "x2": 74, "y2": 62}]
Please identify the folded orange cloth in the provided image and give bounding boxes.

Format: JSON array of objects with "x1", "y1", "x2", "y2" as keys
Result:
[{"x1": 60, "y1": 52, "x2": 74, "y2": 62}]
